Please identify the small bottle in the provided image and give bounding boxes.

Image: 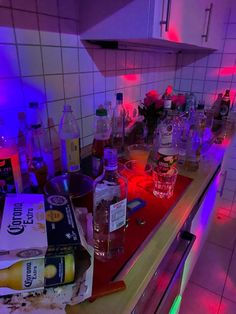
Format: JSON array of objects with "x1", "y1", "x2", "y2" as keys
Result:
[
  {"x1": 59, "y1": 105, "x2": 81, "y2": 173},
  {"x1": 93, "y1": 148, "x2": 128, "y2": 261},
  {"x1": 17, "y1": 112, "x2": 28, "y2": 175},
  {"x1": 184, "y1": 126, "x2": 201, "y2": 171},
  {"x1": 0, "y1": 118, "x2": 22, "y2": 193},
  {"x1": 185, "y1": 92, "x2": 196, "y2": 113},
  {"x1": 92, "y1": 106, "x2": 111, "y2": 178},
  {"x1": 111, "y1": 93, "x2": 125, "y2": 154},
  {"x1": 27, "y1": 124, "x2": 48, "y2": 192},
  {"x1": 196, "y1": 102, "x2": 207, "y2": 141},
  {"x1": 163, "y1": 85, "x2": 173, "y2": 110},
  {"x1": 0, "y1": 254, "x2": 75, "y2": 291}
]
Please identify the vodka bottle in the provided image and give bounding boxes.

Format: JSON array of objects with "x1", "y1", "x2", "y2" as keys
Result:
[
  {"x1": 93, "y1": 148, "x2": 128, "y2": 261},
  {"x1": 59, "y1": 105, "x2": 80, "y2": 173},
  {"x1": 111, "y1": 93, "x2": 125, "y2": 154},
  {"x1": 92, "y1": 106, "x2": 111, "y2": 178}
]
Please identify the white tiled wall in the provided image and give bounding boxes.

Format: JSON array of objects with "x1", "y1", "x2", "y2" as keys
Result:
[
  {"x1": 174, "y1": 5, "x2": 236, "y2": 107},
  {"x1": 0, "y1": 0, "x2": 176, "y2": 149}
]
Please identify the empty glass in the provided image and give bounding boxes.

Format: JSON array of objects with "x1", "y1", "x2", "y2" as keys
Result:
[{"x1": 153, "y1": 167, "x2": 178, "y2": 199}]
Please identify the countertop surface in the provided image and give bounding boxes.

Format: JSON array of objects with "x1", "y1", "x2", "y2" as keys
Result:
[{"x1": 66, "y1": 142, "x2": 226, "y2": 314}]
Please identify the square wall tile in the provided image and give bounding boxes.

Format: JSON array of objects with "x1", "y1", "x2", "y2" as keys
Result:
[
  {"x1": 79, "y1": 48, "x2": 93, "y2": 72},
  {"x1": 42, "y1": 47, "x2": 62, "y2": 75},
  {"x1": 81, "y1": 94, "x2": 94, "y2": 117},
  {"x1": 105, "y1": 71, "x2": 116, "y2": 91},
  {"x1": 0, "y1": 0, "x2": 11, "y2": 6},
  {"x1": 224, "y1": 39, "x2": 236, "y2": 53},
  {"x1": 219, "y1": 298, "x2": 236, "y2": 314},
  {"x1": 117, "y1": 50, "x2": 126, "y2": 70},
  {"x1": 82, "y1": 115, "x2": 94, "y2": 137},
  {"x1": 0, "y1": 45, "x2": 20, "y2": 77},
  {"x1": 191, "y1": 80, "x2": 204, "y2": 93},
  {"x1": 12, "y1": 0, "x2": 36, "y2": 11},
  {"x1": 22, "y1": 76, "x2": 46, "y2": 105},
  {"x1": 179, "y1": 79, "x2": 192, "y2": 92},
  {"x1": 181, "y1": 66, "x2": 194, "y2": 79},
  {"x1": 13, "y1": 11, "x2": 40, "y2": 44},
  {"x1": 227, "y1": 23, "x2": 236, "y2": 39},
  {"x1": 60, "y1": 19, "x2": 78, "y2": 47},
  {"x1": 182, "y1": 53, "x2": 195, "y2": 67},
  {"x1": 62, "y1": 48, "x2": 79, "y2": 73},
  {"x1": 80, "y1": 72, "x2": 93, "y2": 96},
  {"x1": 0, "y1": 8, "x2": 15, "y2": 43},
  {"x1": 64, "y1": 73, "x2": 80, "y2": 98},
  {"x1": 37, "y1": 0, "x2": 58, "y2": 16},
  {"x1": 194, "y1": 53, "x2": 209, "y2": 67},
  {"x1": 94, "y1": 71, "x2": 105, "y2": 93},
  {"x1": 190, "y1": 242, "x2": 232, "y2": 295},
  {"x1": 203, "y1": 81, "x2": 218, "y2": 94},
  {"x1": 0, "y1": 78, "x2": 24, "y2": 109},
  {"x1": 94, "y1": 92, "x2": 106, "y2": 109},
  {"x1": 47, "y1": 99, "x2": 65, "y2": 125},
  {"x1": 18, "y1": 46, "x2": 43, "y2": 76},
  {"x1": 45, "y1": 75, "x2": 64, "y2": 101},
  {"x1": 39, "y1": 15, "x2": 60, "y2": 46},
  {"x1": 206, "y1": 67, "x2": 220, "y2": 81},
  {"x1": 193, "y1": 67, "x2": 206, "y2": 80},
  {"x1": 221, "y1": 53, "x2": 236, "y2": 68},
  {"x1": 207, "y1": 53, "x2": 222, "y2": 68}
]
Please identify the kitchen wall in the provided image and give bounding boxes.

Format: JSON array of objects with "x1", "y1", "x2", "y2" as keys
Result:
[
  {"x1": 0, "y1": 0, "x2": 176, "y2": 152},
  {"x1": 174, "y1": 3, "x2": 236, "y2": 107}
]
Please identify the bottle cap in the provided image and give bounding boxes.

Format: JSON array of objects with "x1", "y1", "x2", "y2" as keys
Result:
[
  {"x1": 116, "y1": 93, "x2": 123, "y2": 101},
  {"x1": 96, "y1": 106, "x2": 107, "y2": 116},
  {"x1": 104, "y1": 148, "x2": 118, "y2": 170}
]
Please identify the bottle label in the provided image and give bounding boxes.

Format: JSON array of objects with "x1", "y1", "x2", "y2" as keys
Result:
[
  {"x1": 44, "y1": 255, "x2": 74, "y2": 287},
  {"x1": 0, "y1": 158, "x2": 16, "y2": 193},
  {"x1": 22, "y1": 258, "x2": 44, "y2": 290},
  {"x1": 220, "y1": 104, "x2": 229, "y2": 117},
  {"x1": 160, "y1": 124, "x2": 173, "y2": 146},
  {"x1": 61, "y1": 138, "x2": 80, "y2": 172},
  {"x1": 109, "y1": 199, "x2": 127, "y2": 232},
  {"x1": 164, "y1": 99, "x2": 172, "y2": 109}
]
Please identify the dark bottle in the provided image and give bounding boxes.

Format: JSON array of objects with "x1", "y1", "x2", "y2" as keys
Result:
[{"x1": 218, "y1": 90, "x2": 230, "y2": 120}]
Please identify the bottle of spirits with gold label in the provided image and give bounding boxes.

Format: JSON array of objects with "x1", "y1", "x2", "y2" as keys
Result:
[{"x1": 59, "y1": 105, "x2": 81, "y2": 173}]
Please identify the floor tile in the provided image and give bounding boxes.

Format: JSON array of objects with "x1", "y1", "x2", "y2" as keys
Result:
[
  {"x1": 207, "y1": 213, "x2": 236, "y2": 249},
  {"x1": 223, "y1": 249, "x2": 236, "y2": 302},
  {"x1": 190, "y1": 242, "x2": 231, "y2": 295},
  {"x1": 218, "y1": 298, "x2": 236, "y2": 314},
  {"x1": 179, "y1": 282, "x2": 221, "y2": 314}
]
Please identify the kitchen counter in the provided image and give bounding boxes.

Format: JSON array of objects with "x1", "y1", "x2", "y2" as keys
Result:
[{"x1": 66, "y1": 142, "x2": 226, "y2": 314}]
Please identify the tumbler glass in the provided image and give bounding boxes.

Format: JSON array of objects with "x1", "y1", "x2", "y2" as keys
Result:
[{"x1": 153, "y1": 167, "x2": 178, "y2": 199}]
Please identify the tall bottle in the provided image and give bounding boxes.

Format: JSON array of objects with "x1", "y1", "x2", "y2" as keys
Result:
[
  {"x1": 27, "y1": 124, "x2": 48, "y2": 192},
  {"x1": 93, "y1": 148, "x2": 128, "y2": 261},
  {"x1": 59, "y1": 105, "x2": 80, "y2": 173},
  {"x1": 111, "y1": 93, "x2": 125, "y2": 154},
  {"x1": 184, "y1": 126, "x2": 201, "y2": 171},
  {"x1": 0, "y1": 254, "x2": 75, "y2": 292},
  {"x1": 17, "y1": 112, "x2": 28, "y2": 175},
  {"x1": 217, "y1": 89, "x2": 231, "y2": 120},
  {"x1": 0, "y1": 118, "x2": 22, "y2": 193},
  {"x1": 92, "y1": 106, "x2": 111, "y2": 178}
]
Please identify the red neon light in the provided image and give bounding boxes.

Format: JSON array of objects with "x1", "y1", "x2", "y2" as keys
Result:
[
  {"x1": 167, "y1": 28, "x2": 180, "y2": 42},
  {"x1": 219, "y1": 67, "x2": 236, "y2": 76},
  {"x1": 122, "y1": 74, "x2": 139, "y2": 82}
]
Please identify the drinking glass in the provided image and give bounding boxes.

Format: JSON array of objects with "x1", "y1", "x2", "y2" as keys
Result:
[
  {"x1": 153, "y1": 167, "x2": 178, "y2": 199},
  {"x1": 127, "y1": 144, "x2": 151, "y2": 171}
]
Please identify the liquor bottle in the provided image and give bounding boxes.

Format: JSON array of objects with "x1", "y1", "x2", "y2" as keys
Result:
[
  {"x1": 196, "y1": 102, "x2": 207, "y2": 141},
  {"x1": 163, "y1": 85, "x2": 173, "y2": 110},
  {"x1": 92, "y1": 106, "x2": 111, "y2": 178},
  {"x1": 218, "y1": 89, "x2": 231, "y2": 120},
  {"x1": 184, "y1": 126, "x2": 201, "y2": 171},
  {"x1": 17, "y1": 112, "x2": 28, "y2": 175},
  {"x1": 59, "y1": 105, "x2": 80, "y2": 173},
  {"x1": 185, "y1": 92, "x2": 196, "y2": 113},
  {"x1": 0, "y1": 254, "x2": 75, "y2": 291},
  {"x1": 93, "y1": 148, "x2": 128, "y2": 261},
  {"x1": 0, "y1": 118, "x2": 22, "y2": 193},
  {"x1": 27, "y1": 124, "x2": 48, "y2": 192},
  {"x1": 111, "y1": 93, "x2": 125, "y2": 154}
]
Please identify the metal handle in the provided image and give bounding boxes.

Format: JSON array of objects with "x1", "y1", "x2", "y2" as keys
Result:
[
  {"x1": 160, "y1": 0, "x2": 172, "y2": 32},
  {"x1": 202, "y1": 3, "x2": 213, "y2": 42},
  {"x1": 155, "y1": 231, "x2": 196, "y2": 314},
  {"x1": 218, "y1": 170, "x2": 227, "y2": 197}
]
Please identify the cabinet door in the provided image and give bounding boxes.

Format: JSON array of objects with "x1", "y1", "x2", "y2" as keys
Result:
[
  {"x1": 201, "y1": 1, "x2": 230, "y2": 50},
  {"x1": 153, "y1": 0, "x2": 206, "y2": 47}
]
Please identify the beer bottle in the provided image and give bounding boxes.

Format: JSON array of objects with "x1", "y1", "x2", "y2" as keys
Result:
[{"x1": 0, "y1": 254, "x2": 75, "y2": 291}]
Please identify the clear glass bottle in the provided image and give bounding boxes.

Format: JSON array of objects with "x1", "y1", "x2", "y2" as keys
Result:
[
  {"x1": 184, "y1": 126, "x2": 201, "y2": 171},
  {"x1": 0, "y1": 118, "x2": 22, "y2": 193},
  {"x1": 93, "y1": 148, "x2": 128, "y2": 261},
  {"x1": 17, "y1": 112, "x2": 28, "y2": 175},
  {"x1": 27, "y1": 124, "x2": 48, "y2": 192},
  {"x1": 163, "y1": 85, "x2": 173, "y2": 110},
  {"x1": 59, "y1": 105, "x2": 80, "y2": 173},
  {"x1": 111, "y1": 93, "x2": 125, "y2": 154},
  {"x1": 92, "y1": 106, "x2": 111, "y2": 178}
]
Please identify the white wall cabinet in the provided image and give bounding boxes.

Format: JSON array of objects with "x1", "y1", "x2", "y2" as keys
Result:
[{"x1": 79, "y1": 0, "x2": 230, "y2": 50}]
